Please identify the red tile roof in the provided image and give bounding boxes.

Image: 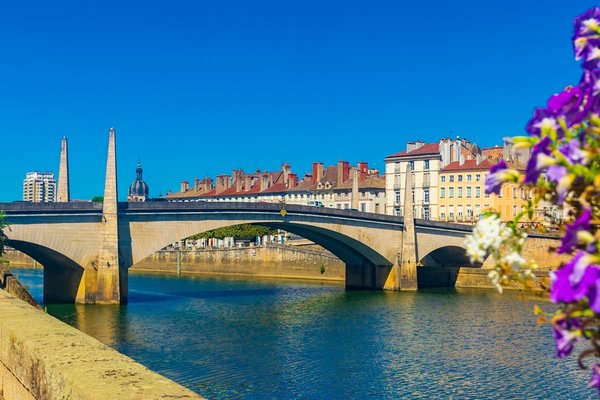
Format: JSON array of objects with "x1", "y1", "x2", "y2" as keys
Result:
[
  {"x1": 440, "y1": 159, "x2": 493, "y2": 172},
  {"x1": 385, "y1": 143, "x2": 440, "y2": 159}
]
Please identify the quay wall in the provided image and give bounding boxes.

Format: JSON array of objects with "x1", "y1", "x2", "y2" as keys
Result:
[
  {"x1": 418, "y1": 266, "x2": 550, "y2": 290},
  {"x1": 132, "y1": 244, "x2": 346, "y2": 282},
  {"x1": 0, "y1": 289, "x2": 203, "y2": 400}
]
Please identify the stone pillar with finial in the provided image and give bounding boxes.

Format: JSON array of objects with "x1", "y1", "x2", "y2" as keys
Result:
[
  {"x1": 95, "y1": 127, "x2": 125, "y2": 304},
  {"x1": 57, "y1": 137, "x2": 70, "y2": 202},
  {"x1": 398, "y1": 166, "x2": 418, "y2": 290}
]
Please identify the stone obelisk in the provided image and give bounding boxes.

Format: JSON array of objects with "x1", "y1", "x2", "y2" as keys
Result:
[
  {"x1": 96, "y1": 127, "x2": 123, "y2": 304},
  {"x1": 398, "y1": 167, "x2": 418, "y2": 290},
  {"x1": 57, "y1": 137, "x2": 70, "y2": 202}
]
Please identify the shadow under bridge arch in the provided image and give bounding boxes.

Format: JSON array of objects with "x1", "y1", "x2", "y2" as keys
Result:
[
  {"x1": 6, "y1": 239, "x2": 86, "y2": 303},
  {"x1": 259, "y1": 222, "x2": 394, "y2": 290}
]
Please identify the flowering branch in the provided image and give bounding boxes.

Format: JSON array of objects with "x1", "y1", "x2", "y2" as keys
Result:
[{"x1": 465, "y1": 7, "x2": 600, "y2": 394}]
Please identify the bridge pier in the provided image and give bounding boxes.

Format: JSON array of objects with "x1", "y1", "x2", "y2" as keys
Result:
[{"x1": 345, "y1": 263, "x2": 393, "y2": 290}]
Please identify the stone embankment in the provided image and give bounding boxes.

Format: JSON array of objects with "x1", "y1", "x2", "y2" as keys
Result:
[
  {"x1": 0, "y1": 289, "x2": 204, "y2": 400},
  {"x1": 132, "y1": 243, "x2": 346, "y2": 281}
]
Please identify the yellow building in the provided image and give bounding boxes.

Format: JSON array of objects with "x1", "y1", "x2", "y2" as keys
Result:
[{"x1": 438, "y1": 159, "x2": 530, "y2": 223}]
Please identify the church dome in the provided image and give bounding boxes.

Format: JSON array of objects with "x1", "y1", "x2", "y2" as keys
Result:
[{"x1": 128, "y1": 161, "x2": 149, "y2": 200}]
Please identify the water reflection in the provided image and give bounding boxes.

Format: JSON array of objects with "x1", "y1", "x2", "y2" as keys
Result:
[{"x1": 11, "y1": 268, "x2": 595, "y2": 400}]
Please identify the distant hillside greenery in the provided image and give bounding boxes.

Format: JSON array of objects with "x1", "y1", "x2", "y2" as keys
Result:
[{"x1": 187, "y1": 224, "x2": 277, "y2": 240}]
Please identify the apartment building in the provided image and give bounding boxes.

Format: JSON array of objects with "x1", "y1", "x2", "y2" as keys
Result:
[
  {"x1": 22, "y1": 172, "x2": 56, "y2": 202},
  {"x1": 438, "y1": 158, "x2": 530, "y2": 223}
]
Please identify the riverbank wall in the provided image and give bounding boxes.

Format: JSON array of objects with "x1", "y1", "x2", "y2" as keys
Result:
[
  {"x1": 132, "y1": 244, "x2": 346, "y2": 282},
  {"x1": 0, "y1": 289, "x2": 204, "y2": 400}
]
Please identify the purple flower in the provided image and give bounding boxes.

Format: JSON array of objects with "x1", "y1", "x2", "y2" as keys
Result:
[
  {"x1": 552, "y1": 318, "x2": 580, "y2": 358},
  {"x1": 573, "y1": 8, "x2": 600, "y2": 62},
  {"x1": 484, "y1": 160, "x2": 507, "y2": 195},
  {"x1": 558, "y1": 209, "x2": 591, "y2": 254},
  {"x1": 546, "y1": 165, "x2": 567, "y2": 183},
  {"x1": 559, "y1": 139, "x2": 586, "y2": 164},
  {"x1": 550, "y1": 250, "x2": 600, "y2": 312},
  {"x1": 547, "y1": 84, "x2": 592, "y2": 127},
  {"x1": 525, "y1": 108, "x2": 559, "y2": 136},
  {"x1": 524, "y1": 136, "x2": 552, "y2": 184},
  {"x1": 590, "y1": 364, "x2": 600, "y2": 394}
]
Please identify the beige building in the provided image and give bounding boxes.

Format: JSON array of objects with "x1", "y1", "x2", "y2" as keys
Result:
[
  {"x1": 438, "y1": 159, "x2": 531, "y2": 223},
  {"x1": 22, "y1": 172, "x2": 56, "y2": 202},
  {"x1": 384, "y1": 138, "x2": 479, "y2": 219}
]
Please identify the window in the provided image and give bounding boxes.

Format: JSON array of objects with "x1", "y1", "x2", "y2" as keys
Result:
[
  {"x1": 344, "y1": 203, "x2": 350, "y2": 209},
  {"x1": 513, "y1": 205, "x2": 517, "y2": 216},
  {"x1": 361, "y1": 203, "x2": 367, "y2": 212},
  {"x1": 513, "y1": 188, "x2": 517, "y2": 198},
  {"x1": 394, "y1": 208, "x2": 401, "y2": 216},
  {"x1": 467, "y1": 208, "x2": 473, "y2": 218},
  {"x1": 467, "y1": 175, "x2": 472, "y2": 182},
  {"x1": 423, "y1": 207, "x2": 430, "y2": 220},
  {"x1": 441, "y1": 212, "x2": 446, "y2": 220},
  {"x1": 424, "y1": 188, "x2": 430, "y2": 204},
  {"x1": 466, "y1": 187, "x2": 472, "y2": 198},
  {"x1": 476, "y1": 187, "x2": 481, "y2": 198},
  {"x1": 409, "y1": 161, "x2": 415, "y2": 171},
  {"x1": 458, "y1": 175, "x2": 463, "y2": 182},
  {"x1": 476, "y1": 174, "x2": 481, "y2": 182},
  {"x1": 424, "y1": 160, "x2": 430, "y2": 170},
  {"x1": 412, "y1": 190, "x2": 415, "y2": 204},
  {"x1": 441, "y1": 176, "x2": 446, "y2": 183},
  {"x1": 449, "y1": 175, "x2": 455, "y2": 182},
  {"x1": 394, "y1": 162, "x2": 400, "y2": 173},
  {"x1": 449, "y1": 211, "x2": 455, "y2": 220},
  {"x1": 449, "y1": 187, "x2": 454, "y2": 198},
  {"x1": 395, "y1": 191, "x2": 401, "y2": 205},
  {"x1": 440, "y1": 188, "x2": 446, "y2": 198},
  {"x1": 336, "y1": 204, "x2": 341, "y2": 209},
  {"x1": 458, "y1": 187, "x2": 463, "y2": 198}
]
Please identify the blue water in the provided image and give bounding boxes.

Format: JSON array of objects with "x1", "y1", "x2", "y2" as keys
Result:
[{"x1": 12, "y1": 268, "x2": 595, "y2": 399}]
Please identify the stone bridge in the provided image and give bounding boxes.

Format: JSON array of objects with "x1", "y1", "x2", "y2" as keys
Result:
[{"x1": 0, "y1": 129, "x2": 561, "y2": 304}]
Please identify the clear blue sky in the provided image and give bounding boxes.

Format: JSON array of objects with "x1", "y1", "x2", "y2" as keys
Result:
[{"x1": 0, "y1": 0, "x2": 596, "y2": 201}]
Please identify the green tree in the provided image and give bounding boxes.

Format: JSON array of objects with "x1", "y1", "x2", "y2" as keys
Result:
[
  {"x1": 91, "y1": 195, "x2": 104, "y2": 202},
  {"x1": 188, "y1": 224, "x2": 277, "y2": 240}
]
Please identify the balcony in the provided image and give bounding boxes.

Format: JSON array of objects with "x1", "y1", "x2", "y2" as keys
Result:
[{"x1": 393, "y1": 183, "x2": 401, "y2": 190}]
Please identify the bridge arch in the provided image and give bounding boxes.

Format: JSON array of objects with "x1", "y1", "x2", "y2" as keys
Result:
[
  {"x1": 6, "y1": 239, "x2": 86, "y2": 303},
  {"x1": 124, "y1": 213, "x2": 400, "y2": 291},
  {"x1": 419, "y1": 245, "x2": 475, "y2": 268}
]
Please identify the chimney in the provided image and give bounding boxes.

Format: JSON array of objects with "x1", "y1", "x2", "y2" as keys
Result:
[
  {"x1": 304, "y1": 173, "x2": 313, "y2": 182},
  {"x1": 415, "y1": 140, "x2": 425, "y2": 150},
  {"x1": 406, "y1": 141, "x2": 416, "y2": 153},
  {"x1": 194, "y1": 178, "x2": 200, "y2": 191},
  {"x1": 459, "y1": 154, "x2": 465, "y2": 166},
  {"x1": 244, "y1": 175, "x2": 252, "y2": 191},
  {"x1": 180, "y1": 180, "x2": 189, "y2": 193},
  {"x1": 476, "y1": 153, "x2": 483, "y2": 165},
  {"x1": 288, "y1": 173, "x2": 298, "y2": 188},
  {"x1": 260, "y1": 172, "x2": 269, "y2": 191},
  {"x1": 357, "y1": 161, "x2": 368, "y2": 180},
  {"x1": 204, "y1": 177, "x2": 214, "y2": 193},
  {"x1": 235, "y1": 171, "x2": 243, "y2": 192},
  {"x1": 312, "y1": 162, "x2": 323, "y2": 184},
  {"x1": 337, "y1": 161, "x2": 350, "y2": 184},
  {"x1": 282, "y1": 163, "x2": 291, "y2": 184},
  {"x1": 216, "y1": 174, "x2": 230, "y2": 194},
  {"x1": 351, "y1": 168, "x2": 359, "y2": 210}
]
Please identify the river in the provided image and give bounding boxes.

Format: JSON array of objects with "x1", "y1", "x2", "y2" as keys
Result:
[{"x1": 11, "y1": 267, "x2": 594, "y2": 399}]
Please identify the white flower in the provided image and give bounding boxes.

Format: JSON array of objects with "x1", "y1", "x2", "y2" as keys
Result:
[{"x1": 502, "y1": 251, "x2": 526, "y2": 270}]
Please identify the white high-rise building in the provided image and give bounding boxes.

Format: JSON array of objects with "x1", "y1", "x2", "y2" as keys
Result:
[{"x1": 22, "y1": 172, "x2": 56, "y2": 202}]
